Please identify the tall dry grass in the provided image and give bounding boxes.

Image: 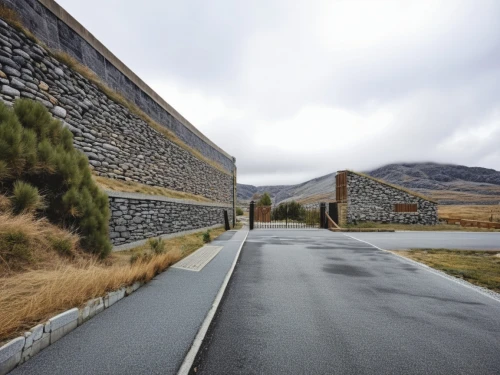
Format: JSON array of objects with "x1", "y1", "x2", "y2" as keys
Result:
[
  {"x1": 0, "y1": 211, "x2": 226, "y2": 343},
  {"x1": 0, "y1": 250, "x2": 180, "y2": 342}
]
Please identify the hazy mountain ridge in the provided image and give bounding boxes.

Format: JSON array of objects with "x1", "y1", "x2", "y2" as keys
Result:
[{"x1": 237, "y1": 163, "x2": 500, "y2": 205}]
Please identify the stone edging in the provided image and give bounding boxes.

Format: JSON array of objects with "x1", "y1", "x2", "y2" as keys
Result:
[
  {"x1": 105, "y1": 190, "x2": 232, "y2": 208},
  {"x1": 112, "y1": 224, "x2": 224, "y2": 252},
  {"x1": 0, "y1": 282, "x2": 143, "y2": 374}
]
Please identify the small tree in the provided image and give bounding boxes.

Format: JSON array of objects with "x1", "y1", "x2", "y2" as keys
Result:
[
  {"x1": 0, "y1": 100, "x2": 111, "y2": 257},
  {"x1": 257, "y1": 192, "x2": 272, "y2": 206}
]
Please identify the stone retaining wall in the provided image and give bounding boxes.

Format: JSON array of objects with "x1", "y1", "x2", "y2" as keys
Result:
[
  {"x1": 346, "y1": 172, "x2": 438, "y2": 225},
  {"x1": 108, "y1": 192, "x2": 233, "y2": 246},
  {"x1": 1, "y1": 0, "x2": 235, "y2": 172},
  {"x1": 0, "y1": 16, "x2": 234, "y2": 203}
]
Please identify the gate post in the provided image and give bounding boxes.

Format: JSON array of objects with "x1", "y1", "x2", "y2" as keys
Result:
[
  {"x1": 249, "y1": 201, "x2": 255, "y2": 230},
  {"x1": 320, "y1": 203, "x2": 326, "y2": 229}
]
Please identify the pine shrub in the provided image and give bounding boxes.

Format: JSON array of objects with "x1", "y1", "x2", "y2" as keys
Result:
[
  {"x1": 202, "y1": 230, "x2": 211, "y2": 243},
  {"x1": 236, "y1": 207, "x2": 244, "y2": 216},
  {"x1": 11, "y1": 180, "x2": 41, "y2": 214},
  {"x1": 0, "y1": 100, "x2": 111, "y2": 257}
]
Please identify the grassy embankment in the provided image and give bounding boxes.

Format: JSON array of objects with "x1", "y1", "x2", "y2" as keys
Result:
[
  {"x1": 393, "y1": 249, "x2": 500, "y2": 293},
  {"x1": 0, "y1": 212, "x2": 226, "y2": 344}
]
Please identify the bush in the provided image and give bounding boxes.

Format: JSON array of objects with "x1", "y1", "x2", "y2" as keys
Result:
[
  {"x1": 11, "y1": 181, "x2": 41, "y2": 214},
  {"x1": 0, "y1": 231, "x2": 31, "y2": 262},
  {"x1": 202, "y1": 230, "x2": 211, "y2": 243},
  {"x1": 257, "y1": 193, "x2": 272, "y2": 206},
  {"x1": 148, "y1": 237, "x2": 166, "y2": 255},
  {"x1": 236, "y1": 207, "x2": 244, "y2": 216},
  {"x1": 0, "y1": 100, "x2": 111, "y2": 257},
  {"x1": 50, "y1": 237, "x2": 73, "y2": 256}
]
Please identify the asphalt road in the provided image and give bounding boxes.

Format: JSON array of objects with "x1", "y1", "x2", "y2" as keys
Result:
[
  {"x1": 346, "y1": 231, "x2": 500, "y2": 250},
  {"x1": 193, "y1": 230, "x2": 500, "y2": 375},
  {"x1": 12, "y1": 230, "x2": 247, "y2": 375}
]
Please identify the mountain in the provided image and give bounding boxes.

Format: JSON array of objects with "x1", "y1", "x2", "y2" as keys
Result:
[{"x1": 237, "y1": 162, "x2": 500, "y2": 205}]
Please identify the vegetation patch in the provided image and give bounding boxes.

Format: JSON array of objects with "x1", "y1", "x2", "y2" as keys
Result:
[
  {"x1": 93, "y1": 175, "x2": 214, "y2": 203},
  {"x1": 0, "y1": 100, "x2": 111, "y2": 257},
  {"x1": 393, "y1": 249, "x2": 500, "y2": 293},
  {"x1": 0, "y1": 226, "x2": 227, "y2": 343}
]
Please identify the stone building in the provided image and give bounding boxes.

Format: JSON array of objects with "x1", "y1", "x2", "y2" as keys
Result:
[{"x1": 335, "y1": 170, "x2": 438, "y2": 226}]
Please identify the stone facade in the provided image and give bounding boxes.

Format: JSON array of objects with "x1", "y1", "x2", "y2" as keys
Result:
[
  {"x1": 1, "y1": 0, "x2": 235, "y2": 172},
  {"x1": 345, "y1": 171, "x2": 438, "y2": 225},
  {"x1": 0, "y1": 17, "x2": 234, "y2": 203},
  {"x1": 108, "y1": 192, "x2": 233, "y2": 246}
]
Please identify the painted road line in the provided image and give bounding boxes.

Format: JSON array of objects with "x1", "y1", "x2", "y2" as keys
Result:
[
  {"x1": 177, "y1": 230, "x2": 249, "y2": 375},
  {"x1": 343, "y1": 233, "x2": 500, "y2": 304}
]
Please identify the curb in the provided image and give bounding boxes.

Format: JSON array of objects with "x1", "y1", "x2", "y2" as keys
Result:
[{"x1": 177, "y1": 229, "x2": 249, "y2": 375}]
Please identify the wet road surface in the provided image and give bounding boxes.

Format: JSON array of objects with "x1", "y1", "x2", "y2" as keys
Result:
[{"x1": 193, "y1": 230, "x2": 500, "y2": 375}]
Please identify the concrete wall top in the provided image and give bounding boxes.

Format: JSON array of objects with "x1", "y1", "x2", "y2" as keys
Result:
[{"x1": 30, "y1": 0, "x2": 234, "y2": 163}]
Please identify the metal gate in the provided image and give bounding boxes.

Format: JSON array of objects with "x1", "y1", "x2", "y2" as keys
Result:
[{"x1": 250, "y1": 201, "x2": 326, "y2": 229}]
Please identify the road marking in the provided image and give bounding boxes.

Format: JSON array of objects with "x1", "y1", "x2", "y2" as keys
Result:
[
  {"x1": 177, "y1": 230, "x2": 249, "y2": 375},
  {"x1": 172, "y1": 246, "x2": 223, "y2": 272},
  {"x1": 343, "y1": 234, "x2": 500, "y2": 304}
]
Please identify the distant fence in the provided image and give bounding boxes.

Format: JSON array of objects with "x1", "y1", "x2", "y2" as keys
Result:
[{"x1": 442, "y1": 218, "x2": 500, "y2": 229}]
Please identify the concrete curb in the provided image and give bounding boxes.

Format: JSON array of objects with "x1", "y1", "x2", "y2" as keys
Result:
[{"x1": 177, "y1": 228, "x2": 250, "y2": 375}]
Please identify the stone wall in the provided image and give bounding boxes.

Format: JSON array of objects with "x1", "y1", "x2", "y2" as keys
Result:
[
  {"x1": 108, "y1": 192, "x2": 233, "y2": 246},
  {"x1": 1, "y1": 0, "x2": 235, "y2": 172},
  {"x1": 346, "y1": 172, "x2": 438, "y2": 225},
  {"x1": 0, "y1": 17, "x2": 234, "y2": 203}
]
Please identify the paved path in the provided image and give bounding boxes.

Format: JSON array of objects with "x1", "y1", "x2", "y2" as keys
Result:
[
  {"x1": 193, "y1": 230, "x2": 500, "y2": 374},
  {"x1": 12, "y1": 230, "x2": 248, "y2": 375},
  {"x1": 346, "y1": 231, "x2": 500, "y2": 250}
]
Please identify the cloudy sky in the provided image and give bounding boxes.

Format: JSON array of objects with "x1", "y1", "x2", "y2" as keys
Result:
[{"x1": 57, "y1": 0, "x2": 500, "y2": 186}]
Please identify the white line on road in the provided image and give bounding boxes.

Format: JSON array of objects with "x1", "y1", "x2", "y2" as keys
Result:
[
  {"x1": 177, "y1": 230, "x2": 250, "y2": 375},
  {"x1": 343, "y1": 234, "x2": 500, "y2": 304}
]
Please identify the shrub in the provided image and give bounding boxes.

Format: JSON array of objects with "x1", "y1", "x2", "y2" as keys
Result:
[
  {"x1": 236, "y1": 207, "x2": 244, "y2": 216},
  {"x1": 11, "y1": 181, "x2": 41, "y2": 214},
  {"x1": 0, "y1": 100, "x2": 111, "y2": 257},
  {"x1": 148, "y1": 237, "x2": 166, "y2": 255},
  {"x1": 50, "y1": 237, "x2": 73, "y2": 256},
  {"x1": 0, "y1": 231, "x2": 31, "y2": 262},
  {"x1": 202, "y1": 230, "x2": 211, "y2": 243},
  {"x1": 257, "y1": 193, "x2": 272, "y2": 206}
]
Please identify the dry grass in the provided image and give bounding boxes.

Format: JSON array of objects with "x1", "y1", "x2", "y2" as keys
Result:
[
  {"x1": 344, "y1": 221, "x2": 500, "y2": 232},
  {"x1": 439, "y1": 205, "x2": 500, "y2": 222},
  {"x1": 0, "y1": 213, "x2": 81, "y2": 274},
  {"x1": 426, "y1": 189, "x2": 500, "y2": 204},
  {"x1": 93, "y1": 175, "x2": 214, "y2": 203},
  {"x1": 393, "y1": 249, "x2": 500, "y2": 292},
  {"x1": 0, "y1": 5, "x2": 37, "y2": 42},
  {"x1": 0, "y1": 214, "x2": 227, "y2": 343}
]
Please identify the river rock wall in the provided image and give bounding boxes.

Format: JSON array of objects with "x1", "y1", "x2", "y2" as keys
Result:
[
  {"x1": 0, "y1": 17, "x2": 233, "y2": 203},
  {"x1": 346, "y1": 172, "x2": 438, "y2": 225},
  {"x1": 108, "y1": 192, "x2": 232, "y2": 246},
  {"x1": 1, "y1": 0, "x2": 235, "y2": 172}
]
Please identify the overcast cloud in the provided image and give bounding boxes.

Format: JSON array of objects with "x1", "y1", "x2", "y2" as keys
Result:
[{"x1": 57, "y1": 0, "x2": 500, "y2": 185}]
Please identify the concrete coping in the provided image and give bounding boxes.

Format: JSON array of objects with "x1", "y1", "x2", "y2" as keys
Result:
[
  {"x1": 36, "y1": 0, "x2": 234, "y2": 163},
  {"x1": 105, "y1": 190, "x2": 233, "y2": 208}
]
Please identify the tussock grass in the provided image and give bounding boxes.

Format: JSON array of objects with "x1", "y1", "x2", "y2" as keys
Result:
[
  {"x1": 0, "y1": 5, "x2": 37, "y2": 42},
  {"x1": 0, "y1": 219, "x2": 227, "y2": 343},
  {"x1": 93, "y1": 175, "x2": 214, "y2": 203},
  {"x1": 0, "y1": 213, "x2": 80, "y2": 274},
  {"x1": 393, "y1": 249, "x2": 500, "y2": 292},
  {"x1": 439, "y1": 205, "x2": 500, "y2": 222}
]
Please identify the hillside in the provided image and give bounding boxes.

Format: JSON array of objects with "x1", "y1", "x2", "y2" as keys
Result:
[{"x1": 238, "y1": 162, "x2": 500, "y2": 205}]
